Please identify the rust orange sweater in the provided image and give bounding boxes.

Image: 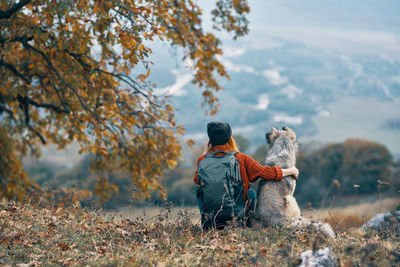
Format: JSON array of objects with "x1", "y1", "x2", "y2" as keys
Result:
[{"x1": 194, "y1": 145, "x2": 283, "y2": 198}]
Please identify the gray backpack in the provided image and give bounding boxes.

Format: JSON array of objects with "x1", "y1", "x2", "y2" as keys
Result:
[{"x1": 196, "y1": 150, "x2": 246, "y2": 229}]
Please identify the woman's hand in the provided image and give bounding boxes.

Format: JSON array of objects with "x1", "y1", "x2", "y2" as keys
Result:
[
  {"x1": 282, "y1": 166, "x2": 299, "y2": 179},
  {"x1": 203, "y1": 140, "x2": 213, "y2": 155}
]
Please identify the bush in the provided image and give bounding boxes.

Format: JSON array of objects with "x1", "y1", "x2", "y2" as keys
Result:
[
  {"x1": 390, "y1": 159, "x2": 400, "y2": 194},
  {"x1": 295, "y1": 178, "x2": 327, "y2": 207},
  {"x1": 23, "y1": 138, "x2": 396, "y2": 208},
  {"x1": 251, "y1": 145, "x2": 266, "y2": 164},
  {"x1": 24, "y1": 160, "x2": 65, "y2": 185},
  {"x1": 298, "y1": 139, "x2": 393, "y2": 196},
  {"x1": 166, "y1": 178, "x2": 197, "y2": 206}
]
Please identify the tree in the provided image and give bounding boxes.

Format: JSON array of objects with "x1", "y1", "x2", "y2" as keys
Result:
[
  {"x1": 233, "y1": 134, "x2": 250, "y2": 153},
  {"x1": 0, "y1": 0, "x2": 250, "y2": 200},
  {"x1": 296, "y1": 138, "x2": 393, "y2": 196},
  {"x1": 391, "y1": 159, "x2": 400, "y2": 194},
  {"x1": 251, "y1": 144, "x2": 266, "y2": 164},
  {"x1": 338, "y1": 139, "x2": 393, "y2": 194}
]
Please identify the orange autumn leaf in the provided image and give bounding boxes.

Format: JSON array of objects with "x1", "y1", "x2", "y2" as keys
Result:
[{"x1": 0, "y1": 0, "x2": 249, "y2": 202}]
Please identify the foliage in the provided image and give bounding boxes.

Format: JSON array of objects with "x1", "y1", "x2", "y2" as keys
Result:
[
  {"x1": 391, "y1": 159, "x2": 400, "y2": 194},
  {"x1": 233, "y1": 134, "x2": 250, "y2": 153},
  {"x1": 28, "y1": 154, "x2": 138, "y2": 208},
  {"x1": 27, "y1": 155, "x2": 197, "y2": 208},
  {"x1": 0, "y1": 0, "x2": 250, "y2": 200},
  {"x1": 24, "y1": 159, "x2": 65, "y2": 185},
  {"x1": 1, "y1": 202, "x2": 400, "y2": 266},
  {"x1": 296, "y1": 138, "x2": 394, "y2": 206},
  {"x1": 0, "y1": 126, "x2": 32, "y2": 200},
  {"x1": 295, "y1": 178, "x2": 326, "y2": 207},
  {"x1": 251, "y1": 144, "x2": 266, "y2": 164},
  {"x1": 154, "y1": 163, "x2": 197, "y2": 206},
  {"x1": 24, "y1": 138, "x2": 397, "y2": 208}
]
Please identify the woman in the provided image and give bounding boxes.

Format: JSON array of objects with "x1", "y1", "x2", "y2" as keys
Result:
[{"x1": 194, "y1": 121, "x2": 299, "y2": 229}]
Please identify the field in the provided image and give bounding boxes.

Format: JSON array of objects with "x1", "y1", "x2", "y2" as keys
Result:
[
  {"x1": 104, "y1": 197, "x2": 400, "y2": 229},
  {"x1": 1, "y1": 197, "x2": 399, "y2": 266}
]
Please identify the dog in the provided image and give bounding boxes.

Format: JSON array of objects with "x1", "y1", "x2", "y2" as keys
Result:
[{"x1": 251, "y1": 127, "x2": 335, "y2": 239}]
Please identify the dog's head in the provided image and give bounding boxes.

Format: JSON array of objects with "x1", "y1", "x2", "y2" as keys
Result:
[{"x1": 266, "y1": 126, "x2": 297, "y2": 146}]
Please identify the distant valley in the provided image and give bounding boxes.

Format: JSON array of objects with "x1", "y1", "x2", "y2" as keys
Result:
[{"x1": 149, "y1": 42, "x2": 400, "y2": 157}]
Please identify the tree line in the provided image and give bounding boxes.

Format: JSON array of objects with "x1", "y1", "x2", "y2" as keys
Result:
[{"x1": 24, "y1": 136, "x2": 399, "y2": 209}]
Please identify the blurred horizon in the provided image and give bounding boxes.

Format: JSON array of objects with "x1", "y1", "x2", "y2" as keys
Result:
[
  {"x1": 148, "y1": 0, "x2": 400, "y2": 157},
  {"x1": 29, "y1": 0, "x2": 400, "y2": 167}
]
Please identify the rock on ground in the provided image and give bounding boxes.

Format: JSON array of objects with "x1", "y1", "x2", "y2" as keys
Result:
[
  {"x1": 363, "y1": 210, "x2": 400, "y2": 233},
  {"x1": 299, "y1": 247, "x2": 339, "y2": 267}
]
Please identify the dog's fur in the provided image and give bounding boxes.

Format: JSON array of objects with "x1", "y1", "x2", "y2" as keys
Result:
[{"x1": 250, "y1": 127, "x2": 336, "y2": 238}]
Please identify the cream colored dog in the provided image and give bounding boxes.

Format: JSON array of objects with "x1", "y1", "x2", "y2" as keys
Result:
[{"x1": 251, "y1": 127, "x2": 335, "y2": 238}]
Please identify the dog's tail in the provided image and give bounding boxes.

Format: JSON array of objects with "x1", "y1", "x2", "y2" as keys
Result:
[{"x1": 291, "y1": 217, "x2": 336, "y2": 239}]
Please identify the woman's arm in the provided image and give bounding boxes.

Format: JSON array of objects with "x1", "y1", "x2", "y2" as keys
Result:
[
  {"x1": 193, "y1": 155, "x2": 205, "y2": 184},
  {"x1": 194, "y1": 140, "x2": 212, "y2": 184},
  {"x1": 202, "y1": 139, "x2": 213, "y2": 155},
  {"x1": 241, "y1": 153, "x2": 299, "y2": 182},
  {"x1": 242, "y1": 154, "x2": 282, "y2": 182}
]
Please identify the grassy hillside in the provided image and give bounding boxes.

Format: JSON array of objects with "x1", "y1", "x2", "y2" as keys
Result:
[{"x1": 1, "y1": 199, "x2": 399, "y2": 266}]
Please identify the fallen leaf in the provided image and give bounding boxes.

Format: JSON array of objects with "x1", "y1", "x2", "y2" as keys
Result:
[
  {"x1": 58, "y1": 242, "x2": 70, "y2": 251},
  {"x1": 277, "y1": 242, "x2": 286, "y2": 248},
  {"x1": 0, "y1": 237, "x2": 11, "y2": 245},
  {"x1": 260, "y1": 246, "x2": 267, "y2": 256}
]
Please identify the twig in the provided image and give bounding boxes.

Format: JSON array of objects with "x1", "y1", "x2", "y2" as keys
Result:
[{"x1": 0, "y1": 0, "x2": 31, "y2": 19}]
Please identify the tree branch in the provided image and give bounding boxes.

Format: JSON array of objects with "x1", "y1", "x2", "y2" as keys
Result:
[
  {"x1": 27, "y1": 123, "x2": 46, "y2": 144},
  {"x1": 16, "y1": 94, "x2": 46, "y2": 144},
  {"x1": 28, "y1": 98, "x2": 70, "y2": 114},
  {"x1": 0, "y1": 35, "x2": 33, "y2": 47},
  {"x1": 0, "y1": 59, "x2": 30, "y2": 84},
  {"x1": 14, "y1": 93, "x2": 69, "y2": 115},
  {"x1": 1, "y1": 60, "x2": 69, "y2": 114},
  {"x1": 0, "y1": 104, "x2": 16, "y2": 121},
  {"x1": 21, "y1": 42, "x2": 90, "y2": 112},
  {"x1": 0, "y1": 0, "x2": 31, "y2": 19}
]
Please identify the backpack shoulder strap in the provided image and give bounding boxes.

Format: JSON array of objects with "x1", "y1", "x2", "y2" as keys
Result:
[{"x1": 204, "y1": 150, "x2": 238, "y2": 158}]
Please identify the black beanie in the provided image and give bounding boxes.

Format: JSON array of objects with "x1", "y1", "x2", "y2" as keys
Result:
[{"x1": 207, "y1": 121, "x2": 232, "y2": 146}]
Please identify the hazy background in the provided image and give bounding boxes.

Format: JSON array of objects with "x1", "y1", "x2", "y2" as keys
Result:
[
  {"x1": 149, "y1": 0, "x2": 400, "y2": 155},
  {"x1": 26, "y1": 0, "x2": 400, "y2": 208}
]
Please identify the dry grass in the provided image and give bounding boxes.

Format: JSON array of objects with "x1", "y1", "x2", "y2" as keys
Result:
[
  {"x1": 302, "y1": 197, "x2": 400, "y2": 232},
  {"x1": 102, "y1": 205, "x2": 200, "y2": 225},
  {"x1": 106, "y1": 198, "x2": 400, "y2": 232},
  {"x1": 1, "y1": 198, "x2": 399, "y2": 266}
]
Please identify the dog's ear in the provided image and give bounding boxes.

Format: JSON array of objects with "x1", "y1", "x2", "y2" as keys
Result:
[
  {"x1": 283, "y1": 126, "x2": 296, "y2": 141},
  {"x1": 266, "y1": 132, "x2": 272, "y2": 144},
  {"x1": 266, "y1": 127, "x2": 279, "y2": 144}
]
